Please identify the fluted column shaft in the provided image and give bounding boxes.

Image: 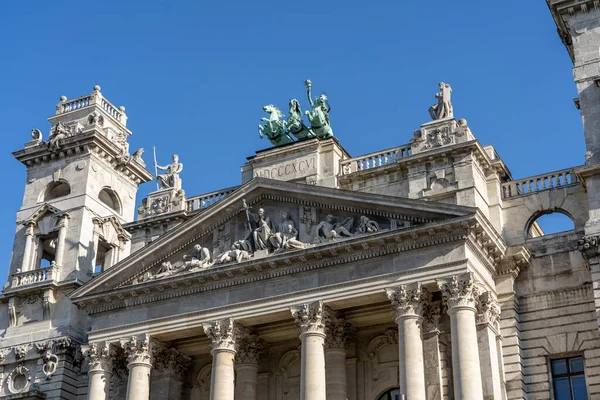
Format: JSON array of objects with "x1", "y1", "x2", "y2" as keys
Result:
[
  {"x1": 203, "y1": 318, "x2": 243, "y2": 400},
  {"x1": 386, "y1": 283, "x2": 426, "y2": 400},
  {"x1": 291, "y1": 301, "x2": 327, "y2": 400},
  {"x1": 122, "y1": 334, "x2": 153, "y2": 400},
  {"x1": 85, "y1": 342, "x2": 115, "y2": 400},
  {"x1": 440, "y1": 273, "x2": 484, "y2": 400}
]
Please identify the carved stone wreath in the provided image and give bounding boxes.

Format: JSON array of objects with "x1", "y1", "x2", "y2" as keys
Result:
[{"x1": 6, "y1": 363, "x2": 31, "y2": 394}]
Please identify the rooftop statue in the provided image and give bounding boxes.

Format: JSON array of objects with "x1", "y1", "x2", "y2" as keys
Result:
[
  {"x1": 286, "y1": 99, "x2": 315, "y2": 140},
  {"x1": 428, "y1": 82, "x2": 453, "y2": 120},
  {"x1": 154, "y1": 154, "x2": 183, "y2": 190},
  {"x1": 48, "y1": 122, "x2": 71, "y2": 150},
  {"x1": 304, "y1": 79, "x2": 333, "y2": 139},
  {"x1": 258, "y1": 105, "x2": 294, "y2": 147}
]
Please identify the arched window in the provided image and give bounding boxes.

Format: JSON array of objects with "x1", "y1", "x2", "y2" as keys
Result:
[
  {"x1": 527, "y1": 210, "x2": 575, "y2": 238},
  {"x1": 40, "y1": 181, "x2": 70, "y2": 202},
  {"x1": 98, "y1": 188, "x2": 122, "y2": 214},
  {"x1": 377, "y1": 388, "x2": 400, "y2": 400}
]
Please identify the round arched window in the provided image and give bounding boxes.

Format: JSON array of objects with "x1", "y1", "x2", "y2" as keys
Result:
[
  {"x1": 98, "y1": 188, "x2": 122, "y2": 214},
  {"x1": 40, "y1": 180, "x2": 70, "y2": 202},
  {"x1": 377, "y1": 388, "x2": 400, "y2": 400}
]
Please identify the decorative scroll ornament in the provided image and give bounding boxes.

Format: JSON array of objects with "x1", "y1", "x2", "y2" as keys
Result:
[
  {"x1": 386, "y1": 282, "x2": 423, "y2": 319},
  {"x1": 121, "y1": 334, "x2": 152, "y2": 365},
  {"x1": 290, "y1": 301, "x2": 327, "y2": 335},
  {"x1": 438, "y1": 272, "x2": 480, "y2": 310},
  {"x1": 236, "y1": 334, "x2": 269, "y2": 365},
  {"x1": 83, "y1": 341, "x2": 116, "y2": 372},
  {"x1": 203, "y1": 318, "x2": 244, "y2": 352},
  {"x1": 324, "y1": 313, "x2": 357, "y2": 350},
  {"x1": 476, "y1": 291, "x2": 501, "y2": 329}
]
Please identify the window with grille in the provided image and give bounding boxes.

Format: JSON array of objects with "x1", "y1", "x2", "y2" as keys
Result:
[{"x1": 551, "y1": 356, "x2": 587, "y2": 400}]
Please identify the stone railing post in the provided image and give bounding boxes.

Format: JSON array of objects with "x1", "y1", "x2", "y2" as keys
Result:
[
  {"x1": 439, "y1": 272, "x2": 484, "y2": 400},
  {"x1": 290, "y1": 301, "x2": 328, "y2": 400},
  {"x1": 324, "y1": 310, "x2": 356, "y2": 400},
  {"x1": 122, "y1": 334, "x2": 153, "y2": 400},
  {"x1": 476, "y1": 291, "x2": 504, "y2": 400},
  {"x1": 203, "y1": 318, "x2": 244, "y2": 400},
  {"x1": 235, "y1": 333, "x2": 268, "y2": 400},
  {"x1": 84, "y1": 341, "x2": 116, "y2": 400},
  {"x1": 386, "y1": 283, "x2": 426, "y2": 400}
]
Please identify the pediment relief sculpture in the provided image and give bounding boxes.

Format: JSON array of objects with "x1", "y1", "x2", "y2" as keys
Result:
[{"x1": 128, "y1": 199, "x2": 407, "y2": 286}]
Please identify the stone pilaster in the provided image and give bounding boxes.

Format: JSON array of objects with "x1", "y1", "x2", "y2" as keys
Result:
[
  {"x1": 439, "y1": 272, "x2": 484, "y2": 400},
  {"x1": 83, "y1": 341, "x2": 116, "y2": 400},
  {"x1": 151, "y1": 347, "x2": 191, "y2": 400},
  {"x1": 290, "y1": 301, "x2": 327, "y2": 400},
  {"x1": 54, "y1": 214, "x2": 70, "y2": 269},
  {"x1": 386, "y1": 283, "x2": 426, "y2": 400},
  {"x1": 21, "y1": 222, "x2": 35, "y2": 272},
  {"x1": 203, "y1": 318, "x2": 244, "y2": 400},
  {"x1": 324, "y1": 310, "x2": 356, "y2": 400},
  {"x1": 235, "y1": 334, "x2": 268, "y2": 400},
  {"x1": 121, "y1": 334, "x2": 153, "y2": 400},
  {"x1": 421, "y1": 290, "x2": 443, "y2": 400},
  {"x1": 476, "y1": 291, "x2": 504, "y2": 400}
]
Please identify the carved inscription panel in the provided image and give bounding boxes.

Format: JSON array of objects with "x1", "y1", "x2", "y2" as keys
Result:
[{"x1": 253, "y1": 156, "x2": 317, "y2": 181}]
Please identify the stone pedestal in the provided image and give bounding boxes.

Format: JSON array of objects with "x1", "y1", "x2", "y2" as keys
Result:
[
  {"x1": 137, "y1": 187, "x2": 186, "y2": 220},
  {"x1": 291, "y1": 301, "x2": 328, "y2": 400},
  {"x1": 203, "y1": 319, "x2": 243, "y2": 400},
  {"x1": 386, "y1": 283, "x2": 426, "y2": 400},
  {"x1": 121, "y1": 334, "x2": 153, "y2": 400},
  {"x1": 242, "y1": 138, "x2": 351, "y2": 188},
  {"x1": 439, "y1": 273, "x2": 484, "y2": 400}
]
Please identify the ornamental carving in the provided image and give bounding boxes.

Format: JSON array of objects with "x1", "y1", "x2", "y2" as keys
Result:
[
  {"x1": 476, "y1": 291, "x2": 501, "y2": 329},
  {"x1": 386, "y1": 282, "x2": 423, "y2": 319},
  {"x1": 153, "y1": 348, "x2": 191, "y2": 380},
  {"x1": 149, "y1": 195, "x2": 170, "y2": 216},
  {"x1": 0, "y1": 348, "x2": 10, "y2": 363},
  {"x1": 424, "y1": 126, "x2": 452, "y2": 149},
  {"x1": 421, "y1": 290, "x2": 441, "y2": 333},
  {"x1": 324, "y1": 313, "x2": 357, "y2": 350},
  {"x1": 83, "y1": 341, "x2": 116, "y2": 372},
  {"x1": 6, "y1": 363, "x2": 31, "y2": 394},
  {"x1": 203, "y1": 319, "x2": 244, "y2": 352},
  {"x1": 13, "y1": 344, "x2": 31, "y2": 360},
  {"x1": 236, "y1": 334, "x2": 269, "y2": 365},
  {"x1": 290, "y1": 301, "x2": 327, "y2": 335},
  {"x1": 121, "y1": 334, "x2": 152, "y2": 365},
  {"x1": 439, "y1": 273, "x2": 480, "y2": 310}
]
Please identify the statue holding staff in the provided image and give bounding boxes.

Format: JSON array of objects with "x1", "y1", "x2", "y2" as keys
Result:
[{"x1": 154, "y1": 154, "x2": 183, "y2": 190}]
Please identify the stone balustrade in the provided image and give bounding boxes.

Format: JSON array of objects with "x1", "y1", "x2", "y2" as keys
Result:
[
  {"x1": 186, "y1": 186, "x2": 240, "y2": 211},
  {"x1": 501, "y1": 168, "x2": 579, "y2": 199},
  {"x1": 100, "y1": 98, "x2": 125, "y2": 123},
  {"x1": 10, "y1": 265, "x2": 59, "y2": 288},
  {"x1": 340, "y1": 144, "x2": 412, "y2": 175},
  {"x1": 56, "y1": 95, "x2": 91, "y2": 114}
]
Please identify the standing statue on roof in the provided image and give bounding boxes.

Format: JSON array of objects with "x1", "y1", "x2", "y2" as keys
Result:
[
  {"x1": 304, "y1": 79, "x2": 334, "y2": 139},
  {"x1": 286, "y1": 99, "x2": 315, "y2": 140},
  {"x1": 428, "y1": 82, "x2": 453, "y2": 120}
]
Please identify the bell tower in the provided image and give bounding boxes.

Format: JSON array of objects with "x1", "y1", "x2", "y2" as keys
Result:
[
  {"x1": 0, "y1": 86, "x2": 152, "y2": 397},
  {"x1": 548, "y1": 0, "x2": 600, "y2": 234}
]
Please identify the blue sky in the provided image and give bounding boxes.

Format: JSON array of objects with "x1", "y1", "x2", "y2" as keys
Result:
[{"x1": 0, "y1": 1, "x2": 583, "y2": 280}]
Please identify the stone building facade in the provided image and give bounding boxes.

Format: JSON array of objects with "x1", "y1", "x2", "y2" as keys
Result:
[{"x1": 1, "y1": 2, "x2": 600, "y2": 400}]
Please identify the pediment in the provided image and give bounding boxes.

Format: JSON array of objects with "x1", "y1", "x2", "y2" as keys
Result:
[
  {"x1": 70, "y1": 178, "x2": 476, "y2": 301},
  {"x1": 92, "y1": 215, "x2": 131, "y2": 242},
  {"x1": 21, "y1": 203, "x2": 68, "y2": 225}
]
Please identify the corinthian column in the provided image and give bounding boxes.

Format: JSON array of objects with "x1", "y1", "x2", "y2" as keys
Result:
[
  {"x1": 439, "y1": 272, "x2": 484, "y2": 400},
  {"x1": 324, "y1": 312, "x2": 355, "y2": 400},
  {"x1": 235, "y1": 333, "x2": 268, "y2": 400},
  {"x1": 151, "y1": 346, "x2": 191, "y2": 400},
  {"x1": 122, "y1": 334, "x2": 153, "y2": 400},
  {"x1": 386, "y1": 283, "x2": 426, "y2": 400},
  {"x1": 84, "y1": 341, "x2": 115, "y2": 400},
  {"x1": 290, "y1": 301, "x2": 327, "y2": 400},
  {"x1": 203, "y1": 318, "x2": 243, "y2": 400}
]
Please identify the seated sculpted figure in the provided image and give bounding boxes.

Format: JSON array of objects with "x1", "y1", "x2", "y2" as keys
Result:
[
  {"x1": 232, "y1": 229, "x2": 253, "y2": 252},
  {"x1": 215, "y1": 246, "x2": 252, "y2": 264},
  {"x1": 153, "y1": 261, "x2": 185, "y2": 279},
  {"x1": 316, "y1": 214, "x2": 354, "y2": 240},
  {"x1": 155, "y1": 154, "x2": 183, "y2": 190},
  {"x1": 252, "y1": 208, "x2": 276, "y2": 251},
  {"x1": 357, "y1": 216, "x2": 380, "y2": 234},
  {"x1": 183, "y1": 244, "x2": 212, "y2": 270},
  {"x1": 275, "y1": 223, "x2": 307, "y2": 251}
]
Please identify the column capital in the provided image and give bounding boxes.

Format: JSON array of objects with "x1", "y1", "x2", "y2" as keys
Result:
[
  {"x1": 386, "y1": 282, "x2": 423, "y2": 320},
  {"x1": 152, "y1": 347, "x2": 191, "y2": 381},
  {"x1": 438, "y1": 272, "x2": 480, "y2": 311},
  {"x1": 476, "y1": 291, "x2": 501, "y2": 329},
  {"x1": 83, "y1": 341, "x2": 116, "y2": 374},
  {"x1": 421, "y1": 289, "x2": 442, "y2": 334},
  {"x1": 290, "y1": 300, "x2": 327, "y2": 335},
  {"x1": 324, "y1": 313, "x2": 357, "y2": 350},
  {"x1": 203, "y1": 318, "x2": 244, "y2": 353},
  {"x1": 236, "y1": 334, "x2": 268, "y2": 365},
  {"x1": 121, "y1": 333, "x2": 152, "y2": 366}
]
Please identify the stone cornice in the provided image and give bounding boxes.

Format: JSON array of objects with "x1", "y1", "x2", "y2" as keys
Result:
[
  {"x1": 70, "y1": 178, "x2": 474, "y2": 299},
  {"x1": 73, "y1": 215, "x2": 480, "y2": 314}
]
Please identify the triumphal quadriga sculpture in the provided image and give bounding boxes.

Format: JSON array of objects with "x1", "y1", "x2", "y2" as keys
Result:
[{"x1": 1, "y1": 4, "x2": 600, "y2": 399}]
